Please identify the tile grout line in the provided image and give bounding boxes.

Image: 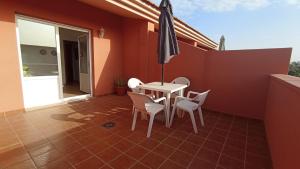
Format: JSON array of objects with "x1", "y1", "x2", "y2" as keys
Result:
[
  {"x1": 214, "y1": 116, "x2": 235, "y2": 169},
  {"x1": 71, "y1": 155, "x2": 95, "y2": 168},
  {"x1": 83, "y1": 133, "x2": 133, "y2": 168},
  {"x1": 156, "y1": 129, "x2": 193, "y2": 168},
  {"x1": 128, "y1": 125, "x2": 180, "y2": 169},
  {"x1": 156, "y1": 116, "x2": 236, "y2": 168},
  {"x1": 57, "y1": 123, "x2": 100, "y2": 169},
  {"x1": 71, "y1": 106, "x2": 150, "y2": 168},
  {"x1": 9, "y1": 109, "x2": 84, "y2": 169},
  {"x1": 3, "y1": 113, "x2": 39, "y2": 169},
  {"x1": 82, "y1": 126, "x2": 161, "y2": 169},
  {"x1": 5, "y1": 106, "x2": 129, "y2": 169},
  {"x1": 1, "y1": 100, "x2": 271, "y2": 169},
  {"x1": 186, "y1": 114, "x2": 222, "y2": 169},
  {"x1": 0, "y1": 97, "x2": 130, "y2": 169},
  {"x1": 124, "y1": 136, "x2": 162, "y2": 168},
  {"x1": 125, "y1": 118, "x2": 192, "y2": 169},
  {"x1": 65, "y1": 113, "x2": 123, "y2": 168}
]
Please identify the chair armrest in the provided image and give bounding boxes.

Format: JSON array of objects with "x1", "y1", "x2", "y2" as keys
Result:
[
  {"x1": 153, "y1": 97, "x2": 166, "y2": 103},
  {"x1": 187, "y1": 91, "x2": 200, "y2": 99},
  {"x1": 174, "y1": 96, "x2": 192, "y2": 104}
]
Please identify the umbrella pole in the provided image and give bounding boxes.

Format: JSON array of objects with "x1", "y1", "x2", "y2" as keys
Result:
[{"x1": 161, "y1": 64, "x2": 164, "y2": 86}]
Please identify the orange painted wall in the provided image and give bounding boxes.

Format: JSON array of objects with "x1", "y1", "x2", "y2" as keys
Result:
[
  {"x1": 141, "y1": 32, "x2": 291, "y2": 119},
  {"x1": 122, "y1": 18, "x2": 154, "y2": 82},
  {"x1": 205, "y1": 49, "x2": 291, "y2": 119},
  {"x1": 0, "y1": 0, "x2": 124, "y2": 112},
  {"x1": 122, "y1": 23, "x2": 206, "y2": 90},
  {"x1": 265, "y1": 75, "x2": 300, "y2": 169},
  {"x1": 0, "y1": 2, "x2": 24, "y2": 112}
]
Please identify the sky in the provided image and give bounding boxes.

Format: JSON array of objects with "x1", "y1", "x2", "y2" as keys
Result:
[{"x1": 151, "y1": 0, "x2": 300, "y2": 62}]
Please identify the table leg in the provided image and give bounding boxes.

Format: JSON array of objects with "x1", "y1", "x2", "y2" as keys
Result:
[
  {"x1": 166, "y1": 92, "x2": 171, "y2": 127},
  {"x1": 178, "y1": 89, "x2": 185, "y2": 118}
]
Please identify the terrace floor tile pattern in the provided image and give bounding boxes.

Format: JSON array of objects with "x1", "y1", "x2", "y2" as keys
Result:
[{"x1": 0, "y1": 95, "x2": 272, "y2": 169}]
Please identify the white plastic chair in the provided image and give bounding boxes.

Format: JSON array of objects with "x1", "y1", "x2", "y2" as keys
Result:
[
  {"x1": 171, "y1": 77, "x2": 190, "y2": 98},
  {"x1": 128, "y1": 78, "x2": 156, "y2": 120},
  {"x1": 128, "y1": 92, "x2": 167, "y2": 138},
  {"x1": 170, "y1": 90, "x2": 210, "y2": 134},
  {"x1": 128, "y1": 78, "x2": 144, "y2": 93}
]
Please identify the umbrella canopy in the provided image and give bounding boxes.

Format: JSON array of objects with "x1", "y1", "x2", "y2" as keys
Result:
[
  {"x1": 158, "y1": 0, "x2": 179, "y2": 85},
  {"x1": 219, "y1": 35, "x2": 225, "y2": 51}
]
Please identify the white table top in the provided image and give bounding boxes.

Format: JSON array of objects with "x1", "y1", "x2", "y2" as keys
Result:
[{"x1": 138, "y1": 82, "x2": 187, "y2": 93}]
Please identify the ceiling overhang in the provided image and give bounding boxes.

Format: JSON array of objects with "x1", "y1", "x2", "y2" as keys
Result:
[{"x1": 78, "y1": 0, "x2": 218, "y2": 49}]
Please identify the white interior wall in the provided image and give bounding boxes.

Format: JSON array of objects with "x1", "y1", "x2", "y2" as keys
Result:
[
  {"x1": 18, "y1": 19, "x2": 56, "y2": 47},
  {"x1": 21, "y1": 45, "x2": 58, "y2": 76}
]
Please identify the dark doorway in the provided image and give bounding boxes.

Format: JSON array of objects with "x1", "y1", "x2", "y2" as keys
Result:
[
  {"x1": 63, "y1": 40, "x2": 85, "y2": 98},
  {"x1": 63, "y1": 40, "x2": 79, "y2": 85}
]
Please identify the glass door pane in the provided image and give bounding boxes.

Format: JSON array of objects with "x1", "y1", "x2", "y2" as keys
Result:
[
  {"x1": 17, "y1": 18, "x2": 61, "y2": 108},
  {"x1": 78, "y1": 35, "x2": 90, "y2": 93}
]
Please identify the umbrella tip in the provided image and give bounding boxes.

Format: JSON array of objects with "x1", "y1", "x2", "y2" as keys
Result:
[
  {"x1": 221, "y1": 35, "x2": 225, "y2": 40},
  {"x1": 159, "y1": 0, "x2": 171, "y2": 8}
]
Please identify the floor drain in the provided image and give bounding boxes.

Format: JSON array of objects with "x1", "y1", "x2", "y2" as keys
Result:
[{"x1": 102, "y1": 122, "x2": 116, "y2": 129}]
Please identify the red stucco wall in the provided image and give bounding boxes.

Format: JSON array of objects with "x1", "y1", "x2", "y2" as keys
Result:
[
  {"x1": 122, "y1": 18, "x2": 155, "y2": 83},
  {"x1": 143, "y1": 32, "x2": 291, "y2": 119},
  {"x1": 205, "y1": 49, "x2": 291, "y2": 119},
  {"x1": 0, "y1": 0, "x2": 123, "y2": 112},
  {"x1": 265, "y1": 75, "x2": 300, "y2": 169}
]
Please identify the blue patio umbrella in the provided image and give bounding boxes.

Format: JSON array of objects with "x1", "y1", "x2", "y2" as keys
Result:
[{"x1": 158, "y1": 0, "x2": 180, "y2": 85}]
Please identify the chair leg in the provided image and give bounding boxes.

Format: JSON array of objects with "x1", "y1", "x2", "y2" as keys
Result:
[
  {"x1": 198, "y1": 107, "x2": 205, "y2": 126},
  {"x1": 169, "y1": 106, "x2": 177, "y2": 127},
  {"x1": 188, "y1": 110, "x2": 198, "y2": 134},
  {"x1": 131, "y1": 110, "x2": 138, "y2": 131},
  {"x1": 147, "y1": 114, "x2": 155, "y2": 138},
  {"x1": 131, "y1": 106, "x2": 135, "y2": 115}
]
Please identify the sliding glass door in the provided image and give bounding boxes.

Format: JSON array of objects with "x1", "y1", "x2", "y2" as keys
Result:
[
  {"x1": 17, "y1": 17, "x2": 92, "y2": 108},
  {"x1": 78, "y1": 34, "x2": 90, "y2": 93},
  {"x1": 17, "y1": 18, "x2": 62, "y2": 108}
]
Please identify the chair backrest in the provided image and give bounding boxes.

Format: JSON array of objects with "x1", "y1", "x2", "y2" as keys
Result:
[
  {"x1": 128, "y1": 78, "x2": 144, "y2": 93},
  {"x1": 171, "y1": 77, "x2": 190, "y2": 87},
  {"x1": 194, "y1": 90, "x2": 210, "y2": 107},
  {"x1": 128, "y1": 92, "x2": 153, "y2": 112}
]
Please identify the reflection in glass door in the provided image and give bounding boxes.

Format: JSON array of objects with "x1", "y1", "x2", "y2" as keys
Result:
[
  {"x1": 78, "y1": 35, "x2": 90, "y2": 93},
  {"x1": 17, "y1": 18, "x2": 61, "y2": 108}
]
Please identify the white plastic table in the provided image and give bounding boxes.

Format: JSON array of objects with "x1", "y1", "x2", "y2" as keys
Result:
[{"x1": 138, "y1": 82, "x2": 188, "y2": 127}]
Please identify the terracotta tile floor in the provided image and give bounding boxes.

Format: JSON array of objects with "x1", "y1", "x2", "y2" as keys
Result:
[{"x1": 0, "y1": 95, "x2": 272, "y2": 169}]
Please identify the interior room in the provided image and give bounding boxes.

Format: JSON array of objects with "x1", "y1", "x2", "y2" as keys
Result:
[{"x1": 59, "y1": 28, "x2": 90, "y2": 98}]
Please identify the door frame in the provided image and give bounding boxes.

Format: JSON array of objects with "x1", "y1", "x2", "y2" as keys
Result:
[
  {"x1": 15, "y1": 15, "x2": 93, "y2": 109},
  {"x1": 78, "y1": 34, "x2": 91, "y2": 93}
]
